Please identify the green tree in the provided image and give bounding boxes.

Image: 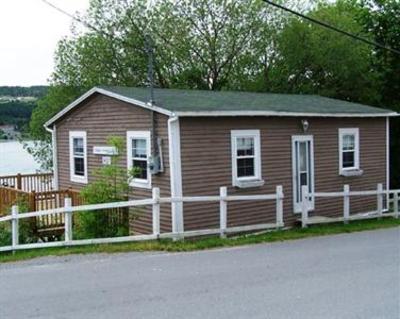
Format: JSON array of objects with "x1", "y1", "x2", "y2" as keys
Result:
[
  {"x1": 268, "y1": 0, "x2": 379, "y2": 103},
  {"x1": 359, "y1": 0, "x2": 400, "y2": 188}
]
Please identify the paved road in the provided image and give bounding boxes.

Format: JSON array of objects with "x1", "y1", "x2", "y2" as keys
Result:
[{"x1": 1, "y1": 228, "x2": 399, "y2": 319}]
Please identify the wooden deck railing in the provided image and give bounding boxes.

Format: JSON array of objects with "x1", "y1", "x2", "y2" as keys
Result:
[
  {"x1": 0, "y1": 185, "x2": 126, "y2": 239},
  {"x1": 0, "y1": 185, "x2": 83, "y2": 238},
  {"x1": 0, "y1": 187, "x2": 30, "y2": 216},
  {"x1": 0, "y1": 173, "x2": 54, "y2": 192}
]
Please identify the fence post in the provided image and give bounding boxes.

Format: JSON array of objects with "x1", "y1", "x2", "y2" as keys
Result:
[
  {"x1": 11, "y1": 205, "x2": 19, "y2": 250},
  {"x1": 29, "y1": 190, "x2": 36, "y2": 212},
  {"x1": 64, "y1": 197, "x2": 73, "y2": 242},
  {"x1": 394, "y1": 192, "x2": 399, "y2": 219},
  {"x1": 343, "y1": 185, "x2": 350, "y2": 224},
  {"x1": 219, "y1": 187, "x2": 227, "y2": 238},
  {"x1": 152, "y1": 187, "x2": 160, "y2": 237},
  {"x1": 16, "y1": 173, "x2": 22, "y2": 190},
  {"x1": 301, "y1": 186, "x2": 309, "y2": 228},
  {"x1": 377, "y1": 183, "x2": 383, "y2": 218},
  {"x1": 276, "y1": 185, "x2": 284, "y2": 228}
]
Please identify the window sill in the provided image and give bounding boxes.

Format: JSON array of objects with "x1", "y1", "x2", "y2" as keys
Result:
[
  {"x1": 234, "y1": 179, "x2": 265, "y2": 189},
  {"x1": 129, "y1": 180, "x2": 152, "y2": 189},
  {"x1": 340, "y1": 169, "x2": 363, "y2": 177},
  {"x1": 70, "y1": 175, "x2": 88, "y2": 184}
]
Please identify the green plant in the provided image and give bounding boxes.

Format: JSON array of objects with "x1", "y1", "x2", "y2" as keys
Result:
[
  {"x1": 75, "y1": 136, "x2": 139, "y2": 239},
  {"x1": 0, "y1": 196, "x2": 38, "y2": 247},
  {"x1": 0, "y1": 222, "x2": 11, "y2": 247}
]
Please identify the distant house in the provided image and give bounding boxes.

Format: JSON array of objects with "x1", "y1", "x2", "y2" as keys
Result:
[{"x1": 45, "y1": 87, "x2": 397, "y2": 234}]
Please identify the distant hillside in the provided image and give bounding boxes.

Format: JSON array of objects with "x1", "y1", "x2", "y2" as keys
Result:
[
  {"x1": 0, "y1": 86, "x2": 48, "y2": 136},
  {"x1": 0, "y1": 86, "x2": 48, "y2": 98}
]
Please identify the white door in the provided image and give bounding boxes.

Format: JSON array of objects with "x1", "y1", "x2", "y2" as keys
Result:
[{"x1": 292, "y1": 135, "x2": 315, "y2": 213}]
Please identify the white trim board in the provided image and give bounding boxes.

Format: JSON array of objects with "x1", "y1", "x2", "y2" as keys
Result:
[
  {"x1": 69, "y1": 131, "x2": 88, "y2": 184},
  {"x1": 168, "y1": 116, "x2": 184, "y2": 234},
  {"x1": 386, "y1": 117, "x2": 390, "y2": 210},
  {"x1": 230, "y1": 129, "x2": 262, "y2": 187},
  {"x1": 45, "y1": 87, "x2": 173, "y2": 128},
  {"x1": 175, "y1": 111, "x2": 398, "y2": 118},
  {"x1": 292, "y1": 135, "x2": 315, "y2": 213},
  {"x1": 338, "y1": 128, "x2": 360, "y2": 174},
  {"x1": 127, "y1": 130, "x2": 152, "y2": 189},
  {"x1": 44, "y1": 87, "x2": 399, "y2": 129}
]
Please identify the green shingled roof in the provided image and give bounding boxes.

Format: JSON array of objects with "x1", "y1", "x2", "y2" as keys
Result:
[{"x1": 101, "y1": 86, "x2": 395, "y2": 115}]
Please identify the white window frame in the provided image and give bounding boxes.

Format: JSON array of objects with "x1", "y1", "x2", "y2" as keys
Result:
[
  {"x1": 292, "y1": 135, "x2": 315, "y2": 213},
  {"x1": 231, "y1": 130, "x2": 262, "y2": 186},
  {"x1": 127, "y1": 131, "x2": 151, "y2": 189},
  {"x1": 339, "y1": 128, "x2": 360, "y2": 174},
  {"x1": 69, "y1": 131, "x2": 88, "y2": 184}
]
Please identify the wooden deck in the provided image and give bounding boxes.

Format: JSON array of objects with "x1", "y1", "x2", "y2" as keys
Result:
[{"x1": 0, "y1": 173, "x2": 84, "y2": 239}]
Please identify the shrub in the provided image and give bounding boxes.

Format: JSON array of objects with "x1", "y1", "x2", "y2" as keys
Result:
[{"x1": 75, "y1": 136, "x2": 139, "y2": 239}]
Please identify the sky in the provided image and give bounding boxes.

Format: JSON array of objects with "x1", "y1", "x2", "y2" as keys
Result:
[{"x1": 0, "y1": 0, "x2": 90, "y2": 86}]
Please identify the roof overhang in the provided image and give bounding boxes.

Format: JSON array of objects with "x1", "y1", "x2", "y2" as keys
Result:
[
  {"x1": 174, "y1": 111, "x2": 399, "y2": 118},
  {"x1": 44, "y1": 87, "x2": 398, "y2": 128},
  {"x1": 44, "y1": 87, "x2": 174, "y2": 128}
]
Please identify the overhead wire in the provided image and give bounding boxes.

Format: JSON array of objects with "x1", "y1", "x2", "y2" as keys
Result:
[{"x1": 261, "y1": 0, "x2": 400, "y2": 55}]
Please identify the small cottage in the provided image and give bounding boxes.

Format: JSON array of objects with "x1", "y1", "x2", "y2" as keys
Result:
[{"x1": 45, "y1": 87, "x2": 397, "y2": 234}]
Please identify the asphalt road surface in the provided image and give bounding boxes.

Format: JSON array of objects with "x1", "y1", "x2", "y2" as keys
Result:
[{"x1": 1, "y1": 228, "x2": 399, "y2": 319}]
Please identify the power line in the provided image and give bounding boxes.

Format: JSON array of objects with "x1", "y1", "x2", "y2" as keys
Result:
[
  {"x1": 40, "y1": 0, "x2": 145, "y2": 54},
  {"x1": 261, "y1": 0, "x2": 400, "y2": 55},
  {"x1": 41, "y1": 0, "x2": 90, "y2": 29}
]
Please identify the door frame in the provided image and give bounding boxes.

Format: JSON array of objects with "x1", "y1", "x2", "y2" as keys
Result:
[{"x1": 292, "y1": 135, "x2": 315, "y2": 213}]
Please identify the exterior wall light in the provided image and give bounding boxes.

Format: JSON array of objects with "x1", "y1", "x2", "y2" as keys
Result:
[{"x1": 301, "y1": 119, "x2": 309, "y2": 132}]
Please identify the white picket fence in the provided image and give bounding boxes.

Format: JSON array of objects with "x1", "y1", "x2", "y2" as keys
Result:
[
  {"x1": 0, "y1": 186, "x2": 285, "y2": 253},
  {"x1": 300, "y1": 183, "x2": 400, "y2": 228},
  {"x1": 0, "y1": 184, "x2": 398, "y2": 253}
]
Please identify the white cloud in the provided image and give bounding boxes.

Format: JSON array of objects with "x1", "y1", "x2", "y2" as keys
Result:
[{"x1": 0, "y1": 0, "x2": 90, "y2": 86}]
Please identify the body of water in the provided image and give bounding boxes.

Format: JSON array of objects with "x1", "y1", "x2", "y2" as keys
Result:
[{"x1": 0, "y1": 141, "x2": 41, "y2": 176}]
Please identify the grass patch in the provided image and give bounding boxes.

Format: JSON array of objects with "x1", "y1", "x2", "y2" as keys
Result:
[{"x1": 1, "y1": 217, "x2": 399, "y2": 263}]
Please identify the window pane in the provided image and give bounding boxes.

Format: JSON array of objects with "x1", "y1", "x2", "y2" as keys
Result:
[
  {"x1": 132, "y1": 139, "x2": 147, "y2": 158},
  {"x1": 73, "y1": 138, "x2": 84, "y2": 155},
  {"x1": 74, "y1": 158, "x2": 85, "y2": 176},
  {"x1": 237, "y1": 137, "x2": 254, "y2": 156},
  {"x1": 299, "y1": 142, "x2": 307, "y2": 172},
  {"x1": 300, "y1": 172, "x2": 308, "y2": 186},
  {"x1": 237, "y1": 158, "x2": 255, "y2": 177},
  {"x1": 343, "y1": 151, "x2": 355, "y2": 168},
  {"x1": 133, "y1": 159, "x2": 147, "y2": 179},
  {"x1": 342, "y1": 134, "x2": 355, "y2": 151}
]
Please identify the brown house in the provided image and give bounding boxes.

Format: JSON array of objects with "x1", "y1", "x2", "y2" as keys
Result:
[{"x1": 45, "y1": 87, "x2": 397, "y2": 234}]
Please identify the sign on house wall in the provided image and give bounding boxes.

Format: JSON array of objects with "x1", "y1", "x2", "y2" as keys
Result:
[{"x1": 93, "y1": 146, "x2": 118, "y2": 156}]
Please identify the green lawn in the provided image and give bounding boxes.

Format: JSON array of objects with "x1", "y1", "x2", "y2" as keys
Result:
[{"x1": 1, "y1": 217, "x2": 399, "y2": 263}]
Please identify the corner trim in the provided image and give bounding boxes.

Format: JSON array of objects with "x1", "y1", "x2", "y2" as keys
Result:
[
  {"x1": 168, "y1": 116, "x2": 183, "y2": 233},
  {"x1": 386, "y1": 117, "x2": 390, "y2": 209},
  {"x1": 52, "y1": 125, "x2": 59, "y2": 190}
]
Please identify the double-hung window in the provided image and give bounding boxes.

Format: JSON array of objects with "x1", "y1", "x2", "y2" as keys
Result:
[
  {"x1": 127, "y1": 131, "x2": 151, "y2": 188},
  {"x1": 69, "y1": 131, "x2": 87, "y2": 184},
  {"x1": 339, "y1": 128, "x2": 360, "y2": 174},
  {"x1": 231, "y1": 130, "x2": 262, "y2": 187}
]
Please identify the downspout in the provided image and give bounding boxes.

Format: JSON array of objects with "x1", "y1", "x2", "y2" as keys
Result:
[
  {"x1": 168, "y1": 115, "x2": 183, "y2": 234},
  {"x1": 45, "y1": 125, "x2": 59, "y2": 190}
]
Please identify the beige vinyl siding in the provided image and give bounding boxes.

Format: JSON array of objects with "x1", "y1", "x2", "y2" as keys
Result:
[
  {"x1": 179, "y1": 117, "x2": 386, "y2": 230},
  {"x1": 55, "y1": 94, "x2": 172, "y2": 234}
]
